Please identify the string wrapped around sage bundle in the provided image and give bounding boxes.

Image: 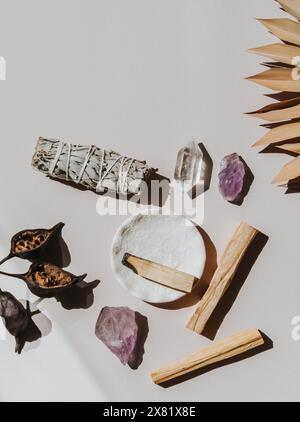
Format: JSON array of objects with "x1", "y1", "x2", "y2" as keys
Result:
[{"x1": 32, "y1": 137, "x2": 159, "y2": 196}]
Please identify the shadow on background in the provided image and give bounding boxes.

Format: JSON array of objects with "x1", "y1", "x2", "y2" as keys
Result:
[
  {"x1": 262, "y1": 61, "x2": 293, "y2": 69},
  {"x1": 286, "y1": 177, "x2": 300, "y2": 194},
  {"x1": 259, "y1": 141, "x2": 300, "y2": 158},
  {"x1": 55, "y1": 279, "x2": 100, "y2": 310},
  {"x1": 50, "y1": 171, "x2": 171, "y2": 208},
  {"x1": 129, "y1": 312, "x2": 149, "y2": 370},
  {"x1": 260, "y1": 119, "x2": 300, "y2": 130},
  {"x1": 18, "y1": 298, "x2": 52, "y2": 353},
  {"x1": 265, "y1": 91, "x2": 300, "y2": 102}
]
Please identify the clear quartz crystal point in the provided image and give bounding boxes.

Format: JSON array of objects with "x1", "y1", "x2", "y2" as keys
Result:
[{"x1": 174, "y1": 140, "x2": 204, "y2": 193}]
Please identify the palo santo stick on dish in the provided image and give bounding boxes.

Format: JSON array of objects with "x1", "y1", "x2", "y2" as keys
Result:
[
  {"x1": 247, "y1": 97, "x2": 300, "y2": 122},
  {"x1": 187, "y1": 223, "x2": 258, "y2": 334},
  {"x1": 272, "y1": 155, "x2": 300, "y2": 185},
  {"x1": 257, "y1": 18, "x2": 300, "y2": 45},
  {"x1": 151, "y1": 329, "x2": 264, "y2": 385},
  {"x1": 248, "y1": 43, "x2": 300, "y2": 66},
  {"x1": 277, "y1": 0, "x2": 300, "y2": 21},
  {"x1": 253, "y1": 121, "x2": 300, "y2": 147},
  {"x1": 247, "y1": 68, "x2": 300, "y2": 93},
  {"x1": 122, "y1": 253, "x2": 197, "y2": 293},
  {"x1": 277, "y1": 142, "x2": 300, "y2": 154}
]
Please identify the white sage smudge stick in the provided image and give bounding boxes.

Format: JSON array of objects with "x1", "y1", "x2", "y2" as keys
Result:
[
  {"x1": 187, "y1": 222, "x2": 259, "y2": 335},
  {"x1": 32, "y1": 137, "x2": 158, "y2": 196},
  {"x1": 151, "y1": 329, "x2": 264, "y2": 385}
]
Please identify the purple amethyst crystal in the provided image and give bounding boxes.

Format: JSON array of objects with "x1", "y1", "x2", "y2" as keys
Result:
[
  {"x1": 95, "y1": 306, "x2": 139, "y2": 366},
  {"x1": 218, "y1": 153, "x2": 246, "y2": 203}
]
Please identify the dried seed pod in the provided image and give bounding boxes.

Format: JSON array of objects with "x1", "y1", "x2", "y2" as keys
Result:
[
  {"x1": 0, "y1": 263, "x2": 87, "y2": 297},
  {"x1": 0, "y1": 222, "x2": 65, "y2": 266},
  {"x1": 0, "y1": 289, "x2": 29, "y2": 354}
]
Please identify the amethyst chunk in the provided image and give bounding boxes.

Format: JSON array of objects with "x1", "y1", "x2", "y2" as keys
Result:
[
  {"x1": 95, "y1": 306, "x2": 147, "y2": 368},
  {"x1": 218, "y1": 153, "x2": 248, "y2": 203}
]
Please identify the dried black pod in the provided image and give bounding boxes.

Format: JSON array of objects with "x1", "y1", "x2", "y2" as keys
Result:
[
  {"x1": 0, "y1": 289, "x2": 29, "y2": 354},
  {"x1": 0, "y1": 222, "x2": 65, "y2": 266},
  {"x1": 0, "y1": 263, "x2": 87, "y2": 298}
]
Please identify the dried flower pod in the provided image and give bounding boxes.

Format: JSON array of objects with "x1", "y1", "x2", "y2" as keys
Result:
[
  {"x1": 0, "y1": 263, "x2": 87, "y2": 297},
  {"x1": 0, "y1": 222, "x2": 65, "y2": 266},
  {"x1": 0, "y1": 289, "x2": 29, "y2": 354}
]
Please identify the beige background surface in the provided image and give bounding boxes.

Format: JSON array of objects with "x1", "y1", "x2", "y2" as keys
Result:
[{"x1": 0, "y1": 0, "x2": 299, "y2": 402}]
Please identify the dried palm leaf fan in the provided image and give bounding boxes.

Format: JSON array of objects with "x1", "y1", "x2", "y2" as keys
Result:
[
  {"x1": 247, "y1": 0, "x2": 300, "y2": 187},
  {"x1": 278, "y1": 0, "x2": 300, "y2": 20},
  {"x1": 249, "y1": 43, "x2": 300, "y2": 66}
]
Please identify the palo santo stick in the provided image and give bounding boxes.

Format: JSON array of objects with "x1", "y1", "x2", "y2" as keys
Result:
[
  {"x1": 257, "y1": 18, "x2": 300, "y2": 46},
  {"x1": 253, "y1": 121, "x2": 300, "y2": 147},
  {"x1": 247, "y1": 68, "x2": 300, "y2": 93},
  {"x1": 151, "y1": 329, "x2": 264, "y2": 385},
  {"x1": 247, "y1": 97, "x2": 300, "y2": 122},
  {"x1": 277, "y1": 142, "x2": 300, "y2": 154},
  {"x1": 277, "y1": 0, "x2": 300, "y2": 21},
  {"x1": 248, "y1": 43, "x2": 300, "y2": 66},
  {"x1": 123, "y1": 253, "x2": 197, "y2": 293},
  {"x1": 272, "y1": 155, "x2": 300, "y2": 185},
  {"x1": 187, "y1": 223, "x2": 258, "y2": 334}
]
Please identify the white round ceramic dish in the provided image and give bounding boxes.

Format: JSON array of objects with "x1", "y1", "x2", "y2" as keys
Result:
[{"x1": 111, "y1": 214, "x2": 206, "y2": 303}]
